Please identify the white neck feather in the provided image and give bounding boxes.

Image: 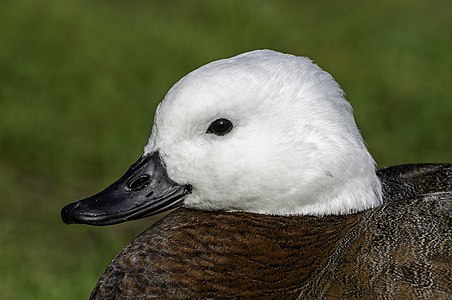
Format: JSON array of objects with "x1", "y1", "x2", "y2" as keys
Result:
[{"x1": 145, "y1": 49, "x2": 383, "y2": 216}]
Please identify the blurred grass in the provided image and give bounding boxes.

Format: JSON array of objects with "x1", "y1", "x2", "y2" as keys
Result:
[{"x1": 0, "y1": 0, "x2": 451, "y2": 299}]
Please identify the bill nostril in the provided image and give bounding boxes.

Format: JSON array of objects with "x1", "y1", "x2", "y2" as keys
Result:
[{"x1": 127, "y1": 174, "x2": 151, "y2": 190}]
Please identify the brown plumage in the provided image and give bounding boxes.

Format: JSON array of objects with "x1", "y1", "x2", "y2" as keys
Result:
[{"x1": 90, "y1": 164, "x2": 452, "y2": 299}]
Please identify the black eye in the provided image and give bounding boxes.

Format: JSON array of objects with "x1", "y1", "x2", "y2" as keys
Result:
[{"x1": 207, "y1": 118, "x2": 233, "y2": 136}]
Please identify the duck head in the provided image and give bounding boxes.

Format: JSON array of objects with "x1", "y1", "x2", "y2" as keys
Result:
[{"x1": 61, "y1": 50, "x2": 382, "y2": 226}]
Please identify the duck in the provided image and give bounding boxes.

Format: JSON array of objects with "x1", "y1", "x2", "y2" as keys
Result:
[{"x1": 61, "y1": 50, "x2": 452, "y2": 299}]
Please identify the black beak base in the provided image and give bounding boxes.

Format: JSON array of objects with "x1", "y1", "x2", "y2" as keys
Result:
[{"x1": 61, "y1": 152, "x2": 190, "y2": 226}]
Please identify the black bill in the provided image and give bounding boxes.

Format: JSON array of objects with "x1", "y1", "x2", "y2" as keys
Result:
[{"x1": 61, "y1": 152, "x2": 191, "y2": 226}]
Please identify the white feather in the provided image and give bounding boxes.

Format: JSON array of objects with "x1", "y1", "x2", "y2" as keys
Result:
[{"x1": 144, "y1": 49, "x2": 382, "y2": 216}]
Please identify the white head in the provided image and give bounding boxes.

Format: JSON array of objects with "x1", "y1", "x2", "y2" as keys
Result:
[{"x1": 144, "y1": 50, "x2": 382, "y2": 216}]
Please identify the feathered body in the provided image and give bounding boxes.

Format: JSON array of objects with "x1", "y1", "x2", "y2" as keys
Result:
[
  {"x1": 60, "y1": 50, "x2": 451, "y2": 299},
  {"x1": 90, "y1": 164, "x2": 452, "y2": 299}
]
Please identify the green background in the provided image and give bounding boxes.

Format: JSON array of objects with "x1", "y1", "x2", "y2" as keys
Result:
[{"x1": 1, "y1": 0, "x2": 451, "y2": 299}]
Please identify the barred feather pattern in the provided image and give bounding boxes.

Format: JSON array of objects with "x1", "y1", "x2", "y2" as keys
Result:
[{"x1": 90, "y1": 164, "x2": 452, "y2": 299}]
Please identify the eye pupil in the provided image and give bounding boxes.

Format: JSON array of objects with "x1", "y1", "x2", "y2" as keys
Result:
[{"x1": 207, "y1": 118, "x2": 233, "y2": 136}]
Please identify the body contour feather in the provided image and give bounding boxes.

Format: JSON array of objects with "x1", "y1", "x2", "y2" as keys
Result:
[{"x1": 90, "y1": 164, "x2": 452, "y2": 299}]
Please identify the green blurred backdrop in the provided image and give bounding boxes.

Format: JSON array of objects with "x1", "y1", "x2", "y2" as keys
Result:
[{"x1": 0, "y1": 0, "x2": 451, "y2": 299}]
